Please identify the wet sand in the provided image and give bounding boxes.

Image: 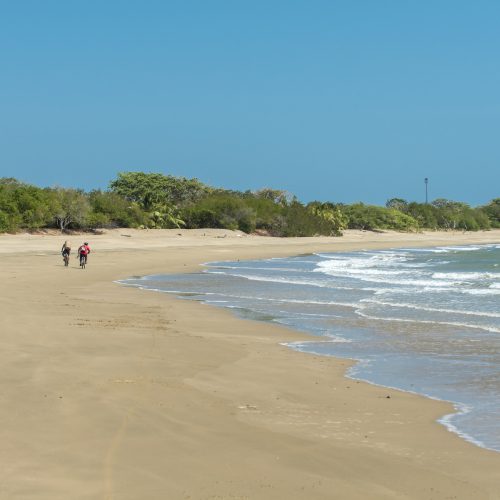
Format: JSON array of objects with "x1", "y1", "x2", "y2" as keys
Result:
[{"x1": 1, "y1": 229, "x2": 500, "y2": 499}]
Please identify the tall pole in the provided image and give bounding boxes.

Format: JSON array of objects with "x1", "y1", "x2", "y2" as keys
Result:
[{"x1": 424, "y1": 177, "x2": 428, "y2": 204}]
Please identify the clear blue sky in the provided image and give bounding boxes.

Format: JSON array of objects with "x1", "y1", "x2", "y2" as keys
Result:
[{"x1": 1, "y1": 1, "x2": 499, "y2": 206}]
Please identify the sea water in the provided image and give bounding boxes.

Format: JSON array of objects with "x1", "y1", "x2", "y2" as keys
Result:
[{"x1": 120, "y1": 244, "x2": 500, "y2": 452}]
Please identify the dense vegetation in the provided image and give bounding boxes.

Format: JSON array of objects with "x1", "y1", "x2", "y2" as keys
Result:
[{"x1": 0, "y1": 174, "x2": 498, "y2": 236}]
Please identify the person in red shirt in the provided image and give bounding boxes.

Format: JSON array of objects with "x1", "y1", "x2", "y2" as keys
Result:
[{"x1": 77, "y1": 242, "x2": 91, "y2": 267}]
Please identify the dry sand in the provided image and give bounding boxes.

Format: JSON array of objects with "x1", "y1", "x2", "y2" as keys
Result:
[{"x1": 1, "y1": 228, "x2": 500, "y2": 500}]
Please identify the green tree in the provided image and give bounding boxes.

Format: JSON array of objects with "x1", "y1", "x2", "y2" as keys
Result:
[
  {"x1": 386, "y1": 198, "x2": 409, "y2": 212},
  {"x1": 341, "y1": 203, "x2": 419, "y2": 231},
  {"x1": 307, "y1": 201, "x2": 347, "y2": 235},
  {"x1": 431, "y1": 199, "x2": 489, "y2": 230},
  {"x1": 406, "y1": 202, "x2": 438, "y2": 229},
  {"x1": 254, "y1": 188, "x2": 291, "y2": 206},
  {"x1": 109, "y1": 172, "x2": 210, "y2": 209},
  {"x1": 481, "y1": 199, "x2": 500, "y2": 228},
  {"x1": 50, "y1": 188, "x2": 90, "y2": 232},
  {"x1": 182, "y1": 193, "x2": 256, "y2": 233},
  {"x1": 0, "y1": 178, "x2": 53, "y2": 231},
  {"x1": 88, "y1": 190, "x2": 147, "y2": 228},
  {"x1": 0, "y1": 179, "x2": 23, "y2": 231},
  {"x1": 147, "y1": 203, "x2": 186, "y2": 229}
]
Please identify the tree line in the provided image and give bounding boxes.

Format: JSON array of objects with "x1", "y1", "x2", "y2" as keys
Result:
[{"x1": 0, "y1": 173, "x2": 498, "y2": 236}]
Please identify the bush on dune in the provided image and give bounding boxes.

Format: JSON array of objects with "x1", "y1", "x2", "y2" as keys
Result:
[
  {"x1": 0, "y1": 174, "x2": 497, "y2": 235},
  {"x1": 341, "y1": 203, "x2": 419, "y2": 232}
]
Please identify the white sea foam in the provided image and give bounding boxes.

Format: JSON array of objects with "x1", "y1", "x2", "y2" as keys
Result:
[
  {"x1": 437, "y1": 245, "x2": 484, "y2": 252},
  {"x1": 437, "y1": 404, "x2": 500, "y2": 453},
  {"x1": 361, "y1": 299, "x2": 500, "y2": 319},
  {"x1": 316, "y1": 264, "x2": 411, "y2": 276},
  {"x1": 398, "y1": 247, "x2": 451, "y2": 253},
  {"x1": 458, "y1": 288, "x2": 500, "y2": 295},
  {"x1": 282, "y1": 336, "x2": 353, "y2": 349},
  {"x1": 354, "y1": 309, "x2": 500, "y2": 334},
  {"x1": 205, "y1": 264, "x2": 308, "y2": 272},
  {"x1": 432, "y1": 271, "x2": 499, "y2": 281},
  {"x1": 287, "y1": 311, "x2": 343, "y2": 319},
  {"x1": 321, "y1": 271, "x2": 459, "y2": 288},
  {"x1": 400, "y1": 245, "x2": 485, "y2": 253},
  {"x1": 206, "y1": 271, "x2": 341, "y2": 289},
  {"x1": 205, "y1": 258, "x2": 315, "y2": 267},
  {"x1": 204, "y1": 292, "x2": 358, "y2": 309}
]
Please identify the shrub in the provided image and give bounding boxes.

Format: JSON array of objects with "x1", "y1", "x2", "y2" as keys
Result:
[
  {"x1": 342, "y1": 203, "x2": 419, "y2": 231},
  {"x1": 85, "y1": 212, "x2": 111, "y2": 230},
  {"x1": 181, "y1": 193, "x2": 256, "y2": 233}
]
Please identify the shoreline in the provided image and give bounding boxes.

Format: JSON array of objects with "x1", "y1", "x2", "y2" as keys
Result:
[
  {"x1": 287, "y1": 339, "x2": 498, "y2": 455},
  {"x1": 122, "y1": 242, "x2": 499, "y2": 456},
  {"x1": 2, "y1": 229, "x2": 500, "y2": 499}
]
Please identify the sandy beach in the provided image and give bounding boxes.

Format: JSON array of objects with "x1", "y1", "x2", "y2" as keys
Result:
[{"x1": 1, "y1": 228, "x2": 500, "y2": 500}]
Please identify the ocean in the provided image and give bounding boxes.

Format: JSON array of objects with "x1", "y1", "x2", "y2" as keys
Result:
[{"x1": 120, "y1": 243, "x2": 500, "y2": 453}]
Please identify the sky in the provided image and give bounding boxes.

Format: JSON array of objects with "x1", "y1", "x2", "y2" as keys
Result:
[{"x1": 1, "y1": 0, "x2": 499, "y2": 206}]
